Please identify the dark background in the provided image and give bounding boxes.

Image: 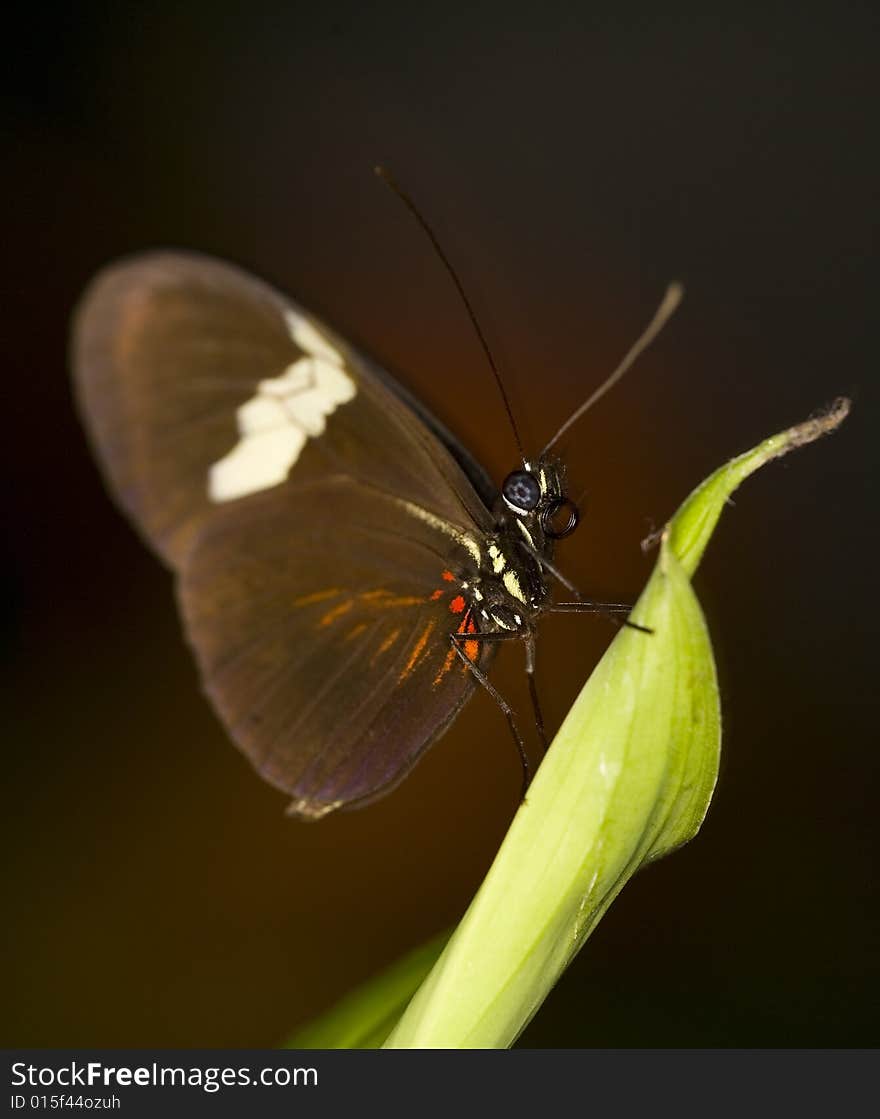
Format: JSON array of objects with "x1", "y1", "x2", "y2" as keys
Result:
[{"x1": 4, "y1": 2, "x2": 877, "y2": 1047}]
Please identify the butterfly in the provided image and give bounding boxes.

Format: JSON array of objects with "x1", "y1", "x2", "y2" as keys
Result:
[{"x1": 72, "y1": 228, "x2": 679, "y2": 820}]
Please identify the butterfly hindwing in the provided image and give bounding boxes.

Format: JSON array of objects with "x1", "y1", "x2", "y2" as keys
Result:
[{"x1": 179, "y1": 478, "x2": 495, "y2": 816}]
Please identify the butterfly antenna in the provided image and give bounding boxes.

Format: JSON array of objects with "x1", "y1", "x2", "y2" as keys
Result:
[
  {"x1": 540, "y1": 283, "x2": 684, "y2": 456},
  {"x1": 375, "y1": 165, "x2": 527, "y2": 466}
]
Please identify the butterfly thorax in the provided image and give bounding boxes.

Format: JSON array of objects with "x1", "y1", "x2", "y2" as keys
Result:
[
  {"x1": 454, "y1": 455, "x2": 580, "y2": 635},
  {"x1": 467, "y1": 527, "x2": 547, "y2": 631}
]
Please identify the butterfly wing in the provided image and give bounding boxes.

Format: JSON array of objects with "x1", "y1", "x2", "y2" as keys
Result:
[
  {"x1": 72, "y1": 250, "x2": 494, "y2": 570},
  {"x1": 179, "y1": 477, "x2": 494, "y2": 817},
  {"x1": 72, "y1": 251, "x2": 498, "y2": 815}
]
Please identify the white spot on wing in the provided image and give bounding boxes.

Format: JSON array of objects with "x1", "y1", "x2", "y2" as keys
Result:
[
  {"x1": 208, "y1": 315, "x2": 356, "y2": 502},
  {"x1": 210, "y1": 425, "x2": 308, "y2": 501},
  {"x1": 287, "y1": 796, "x2": 343, "y2": 820},
  {"x1": 284, "y1": 309, "x2": 344, "y2": 365}
]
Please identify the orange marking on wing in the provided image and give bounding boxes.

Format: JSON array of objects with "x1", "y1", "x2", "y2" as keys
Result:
[
  {"x1": 371, "y1": 626, "x2": 402, "y2": 665},
  {"x1": 293, "y1": 589, "x2": 341, "y2": 607},
  {"x1": 319, "y1": 600, "x2": 354, "y2": 627},
  {"x1": 462, "y1": 614, "x2": 479, "y2": 663},
  {"x1": 434, "y1": 612, "x2": 480, "y2": 688},
  {"x1": 434, "y1": 645, "x2": 457, "y2": 687},
  {"x1": 430, "y1": 588, "x2": 444, "y2": 601},
  {"x1": 441, "y1": 570, "x2": 456, "y2": 582},
  {"x1": 455, "y1": 612, "x2": 479, "y2": 663},
  {"x1": 359, "y1": 590, "x2": 423, "y2": 608},
  {"x1": 449, "y1": 594, "x2": 466, "y2": 614},
  {"x1": 399, "y1": 620, "x2": 437, "y2": 680},
  {"x1": 345, "y1": 622, "x2": 368, "y2": 642}
]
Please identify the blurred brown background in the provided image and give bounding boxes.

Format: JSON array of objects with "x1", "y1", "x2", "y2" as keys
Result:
[{"x1": 4, "y1": 2, "x2": 877, "y2": 1046}]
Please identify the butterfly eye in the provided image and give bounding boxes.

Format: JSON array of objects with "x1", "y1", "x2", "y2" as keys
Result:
[
  {"x1": 502, "y1": 470, "x2": 541, "y2": 512},
  {"x1": 540, "y1": 497, "x2": 579, "y2": 539}
]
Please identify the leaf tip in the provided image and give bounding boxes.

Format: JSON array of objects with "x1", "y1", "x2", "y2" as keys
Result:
[{"x1": 784, "y1": 395, "x2": 851, "y2": 451}]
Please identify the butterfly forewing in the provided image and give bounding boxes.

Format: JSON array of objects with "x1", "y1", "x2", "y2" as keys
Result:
[
  {"x1": 72, "y1": 251, "x2": 499, "y2": 815},
  {"x1": 72, "y1": 252, "x2": 493, "y2": 570}
]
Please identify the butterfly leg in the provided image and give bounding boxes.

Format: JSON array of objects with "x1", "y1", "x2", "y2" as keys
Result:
[
  {"x1": 527, "y1": 548, "x2": 653, "y2": 634},
  {"x1": 449, "y1": 631, "x2": 533, "y2": 799},
  {"x1": 522, "y1": 634, "x2": 549, "y2": 754},
  {"x1": 549, "y1": 601, "x2": 653, "y2": 635}
]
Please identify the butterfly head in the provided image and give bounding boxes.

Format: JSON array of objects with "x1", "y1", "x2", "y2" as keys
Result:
[{"x1": 499, "y1": 457, "x2": 580, "y2": 543}]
